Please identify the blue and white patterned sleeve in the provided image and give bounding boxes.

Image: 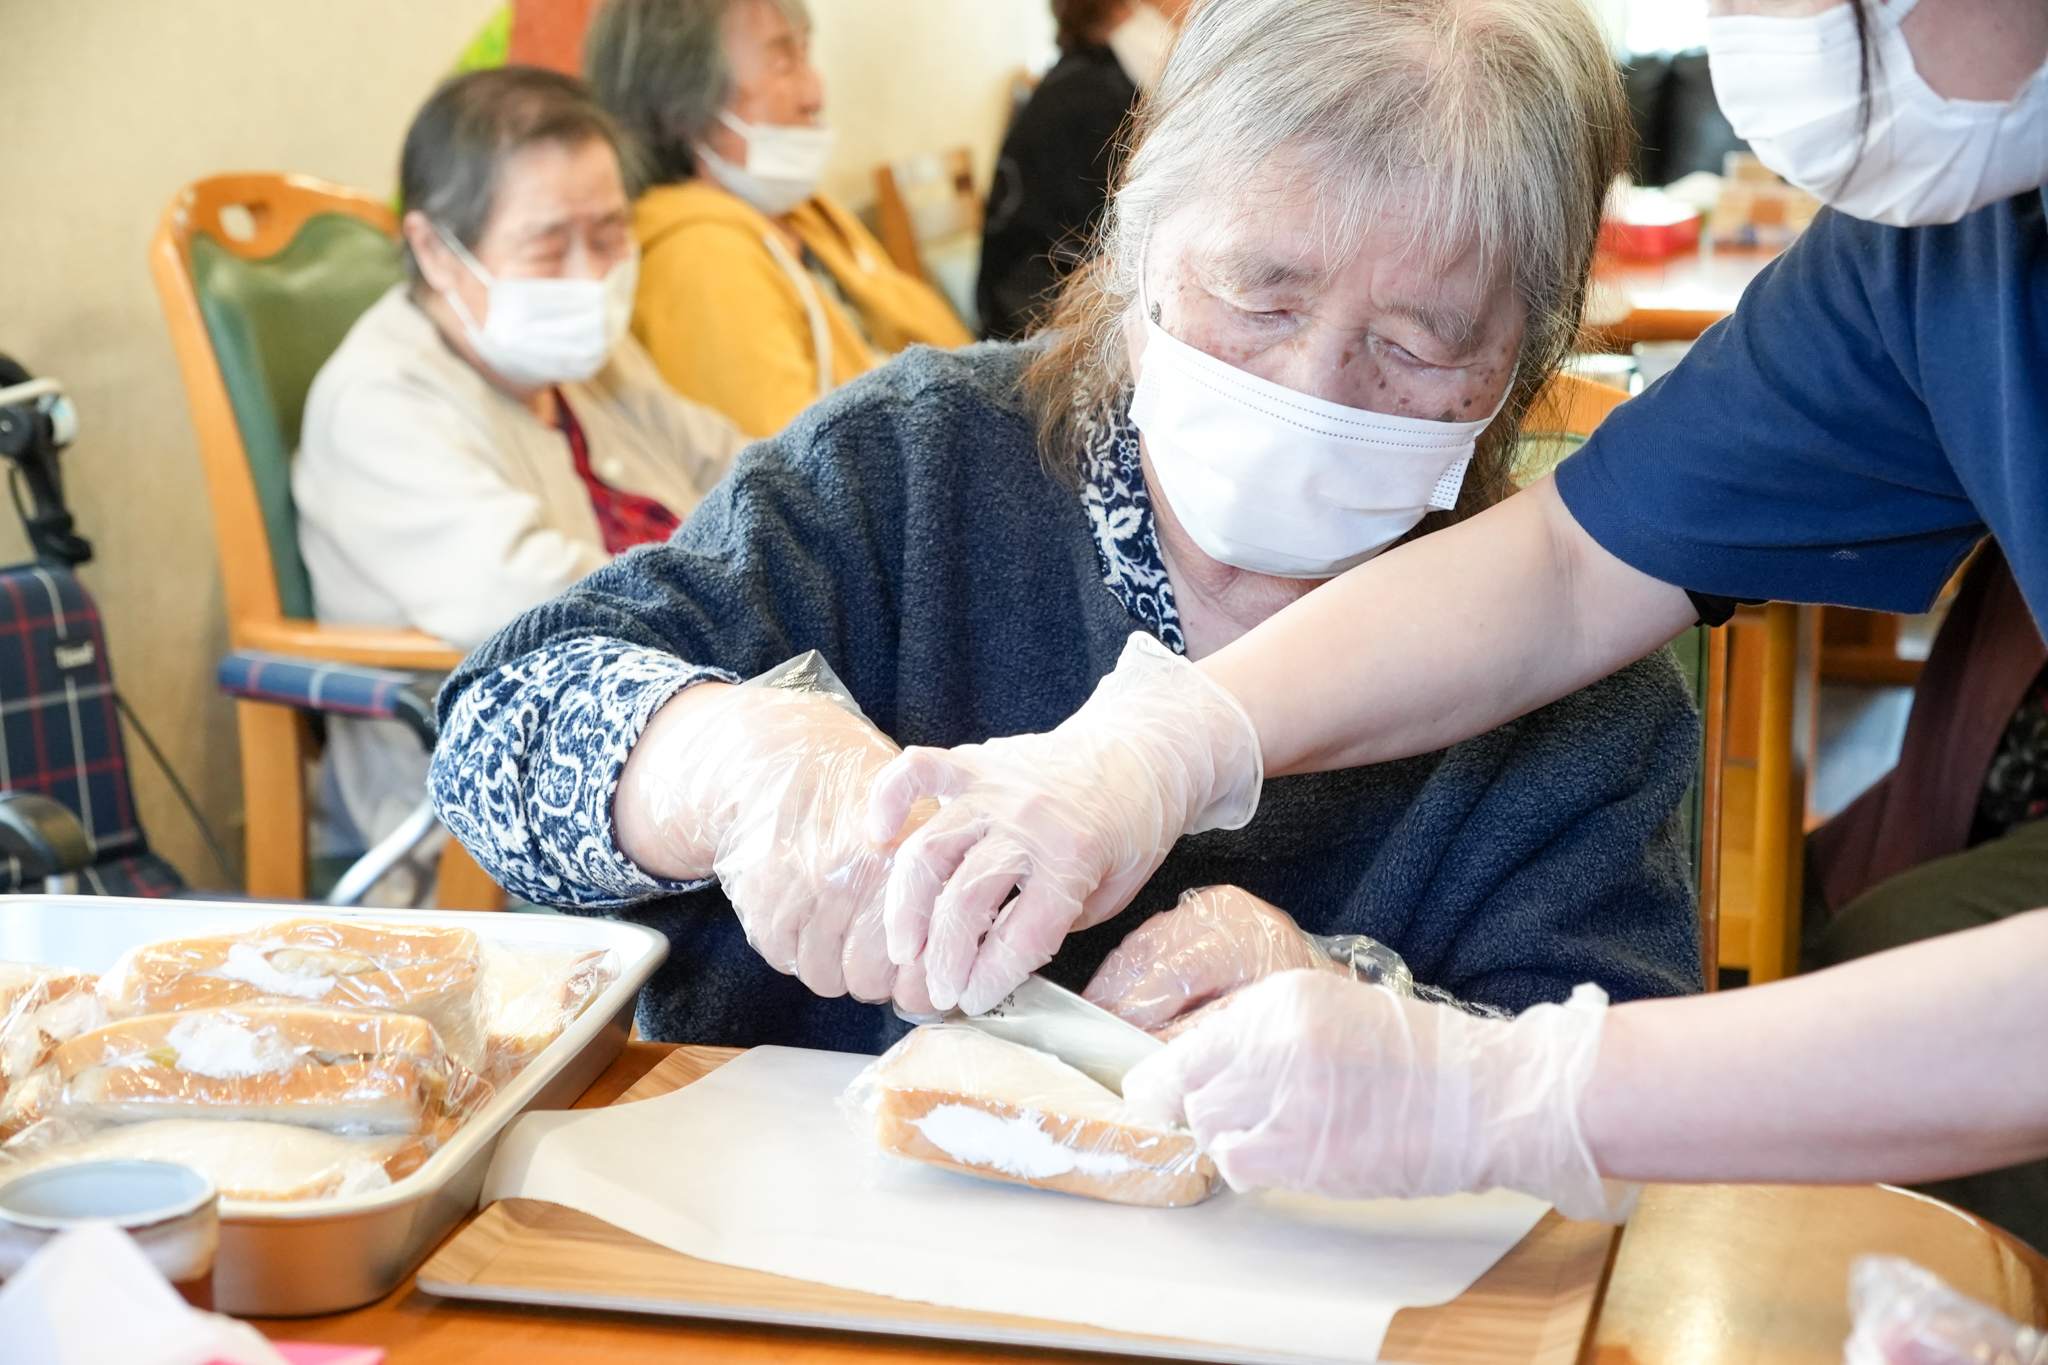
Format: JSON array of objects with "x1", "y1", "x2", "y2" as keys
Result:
[{"x1": 428, "y1": 635, "x2": 739, "y2": 909}]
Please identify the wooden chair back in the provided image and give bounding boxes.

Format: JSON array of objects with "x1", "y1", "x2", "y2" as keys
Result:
[
  {"x1": 1716, "y1": 604, "x2": 1817, "y2": 985},
  {"x1": 874, "y1": 148, "x2": 981, "y2": 281},
  {"x1": 149, "y1": 173, "x2": 490, "y2": 906},
  {"x1": 151, "y1": 174, "x2": 403, "y2": 642}
]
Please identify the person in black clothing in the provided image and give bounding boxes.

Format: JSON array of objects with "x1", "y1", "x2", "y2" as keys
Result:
[{"x1": 976, "y1": 0, "x2": 1187, "y2": 339}]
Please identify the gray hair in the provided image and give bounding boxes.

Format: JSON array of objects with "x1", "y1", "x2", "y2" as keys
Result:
[
  {"x1": 584, "y1": 0, "x2": 809, "y2": 187},
  {"x1": 399, "y1": 67, "x2": 627, "y2": 283},
  {"x1": 1022, "y1": 0, "x2": 1630, "y2": 527}
]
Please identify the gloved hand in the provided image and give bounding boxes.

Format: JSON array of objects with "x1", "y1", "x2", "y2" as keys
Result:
[
  {"x1": 1084, "y1": 885, "x2": 1413, "y2": 1035},
  {"x1": 1121, "y1": 969, "x2": 1636, "y2": 1222},
  {"x1": 617, "y1": 653, "x2": 930, "y2": 1006},
  {"x1": 866, "y1": 633, "x2": 1263, "y2": 1016},
  {"x1": 1846, "y1": 1256, "x2": 2048, "y2": 1365}
]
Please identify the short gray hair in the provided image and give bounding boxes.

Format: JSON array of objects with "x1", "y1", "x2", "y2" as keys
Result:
[
  {"x1": 1023, "y1": 0, "x2": 1630, "y2": 527},
  {"x1": 584, "y1": 0, "x2": 809, "y2": 187},
  {"x1": 398, "y1": 67, "x2": 626, "y2": 283}
]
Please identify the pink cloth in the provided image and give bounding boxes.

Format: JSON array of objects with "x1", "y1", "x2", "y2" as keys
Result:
[{"x1": 210, "y1": 1345, "x2": 384, "y2": 1365}]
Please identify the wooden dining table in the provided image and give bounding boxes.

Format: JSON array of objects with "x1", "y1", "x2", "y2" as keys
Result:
[
  {"x1": 253, "y1": 1042, "x2": 2048, "y2": 1365},
  {"x1": 1585, "y1": 245, "x2": 1783, "y2": 347}
]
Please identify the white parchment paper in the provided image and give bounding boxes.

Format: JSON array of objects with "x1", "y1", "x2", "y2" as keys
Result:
[{"x1": 481, "y1": 1046, "x2": 1549, "y2": 1363}]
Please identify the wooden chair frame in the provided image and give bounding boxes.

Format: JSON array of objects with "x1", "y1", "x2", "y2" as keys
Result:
[
  {"x1": 873, "y1": 148, "x2": 981, "y2": 283},
  {"x1": 150, "y1": 172, "x2": 495, "y2": 906}
]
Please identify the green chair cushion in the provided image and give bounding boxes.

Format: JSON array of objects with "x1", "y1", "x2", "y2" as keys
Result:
[
  {"x1": 190, "y1": 214, "x2": 404, "y2": 620},
  {"x1": 1667, "y1": 625, "x2": 1713, "y2": 902}
]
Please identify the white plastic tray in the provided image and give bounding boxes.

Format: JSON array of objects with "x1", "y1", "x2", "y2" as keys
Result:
[{"x1": 0, "y1": 896, "x2": 668, "y2": 1315}]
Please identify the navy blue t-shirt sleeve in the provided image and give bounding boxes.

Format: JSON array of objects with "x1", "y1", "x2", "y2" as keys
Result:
[{"x1": 1556, "y1": 206, "x2": 1988, "y2": 613}]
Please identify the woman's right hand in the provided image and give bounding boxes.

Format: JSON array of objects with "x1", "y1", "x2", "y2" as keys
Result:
[
  {"x1": 865, "y1": 633, "x2": 1265, "y2": 1017},
  {"x1": 615, "y1": 673, "x2": 930, "y2": 1006},
  {"x1": 1084, "y1": 885, "x2": 1336, "y2": 1034}
]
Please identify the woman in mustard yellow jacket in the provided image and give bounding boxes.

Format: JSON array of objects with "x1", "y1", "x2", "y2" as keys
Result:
[{"x1": 586, "y1": 0, "x2": 971, "y2": 439}]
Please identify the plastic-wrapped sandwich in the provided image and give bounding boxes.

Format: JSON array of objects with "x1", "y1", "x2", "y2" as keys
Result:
[
  {"x1": 0, "y1": 963, "x2": 95, "y2": 1017},
  {"x1": 477, "y1": 942, "x2": 619, "y2": 1087},
  {"x1": 0, "y1": 963, "x2": 104, "y2": 1138},
  {"x1": 848, "y1": 1025, "x2": 1220, "y2": 1208},
  {"x1": 0, "y1": 1118, "x2": 422, "y2": 1202},
  {"x1": 42, "y1": 1004, "x2": 489, "y2": 1139},
  {"x1": 98, "y1": 918, "x2": 487, "y2": 1071}
]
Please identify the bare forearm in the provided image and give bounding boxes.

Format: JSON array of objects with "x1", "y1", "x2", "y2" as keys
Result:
[
  {"x1": 1583, "y1": 910, "x2": 2048, "y2": 1184},
  {"x1": 1199, "y1": 479, "x2": 1696, "y2": 775}
]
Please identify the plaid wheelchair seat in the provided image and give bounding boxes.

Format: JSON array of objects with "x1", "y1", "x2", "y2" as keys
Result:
[{"x1": 0, "y1": 564, "x2": 184, "y2": 896}]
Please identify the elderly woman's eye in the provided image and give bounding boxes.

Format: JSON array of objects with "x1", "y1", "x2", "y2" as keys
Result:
[
  {"x1": 1377, "y1": 336, "x2": 1440, "y2": 369},
  {"x1": 1230, "y1": 301, "x2": 1293, "y2": 324}
]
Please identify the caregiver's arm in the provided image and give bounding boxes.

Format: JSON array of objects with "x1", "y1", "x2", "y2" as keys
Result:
[
  {"x1": 1122, "y1": 910, "x2": 2048, "y2": 1211},
  {"x1": 872, "y1": 481, "x2": 1691, "y2": 1014},
  {"x1": 1585, "y1": 908, "x2": 2048, "y2": 1184},
  {"x1": 1201, "y1": 475, "x2": 1696, "y2": 777}
]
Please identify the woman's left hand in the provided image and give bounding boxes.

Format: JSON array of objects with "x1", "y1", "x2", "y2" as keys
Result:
[
  {"x1": 1084, "y1": 885, "x2": 1336, "y2": 1033},
  {"x1": 1122, "y1": 970, "x2": 1629, "y2": 1220}
]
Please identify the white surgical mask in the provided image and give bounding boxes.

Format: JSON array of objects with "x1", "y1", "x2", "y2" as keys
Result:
[
  {"x1": 1708, "y1": 0, "x2": 2048, "y2": 227},
  {"x1": 436, "y1": 226, "x2": 637, "y2": 387},
  {"x1": 1106, "y1": 2, "x2": 1177, "y2": 93},
  {"x1": 698, "y1": 110, "x2": 837, "y2": 217},
  {"x1": 1131, "y1": 315, "x2": 1508, "y2": 580}
]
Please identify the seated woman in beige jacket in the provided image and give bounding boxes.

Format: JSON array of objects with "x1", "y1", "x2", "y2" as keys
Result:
[
  {"x1": 585, "y1": 0, "x2": 972, "y2": 440},
  {"x1": 295, "y1": 67, "x2": 746, "y2": 901}
]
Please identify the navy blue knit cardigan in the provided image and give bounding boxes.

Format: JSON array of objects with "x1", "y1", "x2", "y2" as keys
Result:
[{"x1": 434, "y1": 342, "x2": 1702, "y2": 1052}]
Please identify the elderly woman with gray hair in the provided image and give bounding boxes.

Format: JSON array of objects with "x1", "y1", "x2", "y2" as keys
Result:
[
  {"x1": 583, "y1": 0, "x2": 970, "y2": 439},
  {"x1": 296, "y1": 66, "x2": 744, "y2": 901},
  {"x1": 430, "y1": 0, "x2": 1702, "y2": 1048}
]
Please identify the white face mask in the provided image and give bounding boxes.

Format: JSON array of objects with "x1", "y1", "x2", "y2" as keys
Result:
[
  {"x1": 1131, "y1": 315, "x2": 1509, "y2": 580},
  {"x1": 436, "y1": 226, "x2": 637, "y2": 387},
  {"x1": 1708, "y1": 0, "x2": 2048, "y2": 227},
  {"x1": 698, "y1": 110, "x2": 837, "y2": 216},
  {"x1": 1106, "y1": 2, "x2": 1177, "y2": 93}
]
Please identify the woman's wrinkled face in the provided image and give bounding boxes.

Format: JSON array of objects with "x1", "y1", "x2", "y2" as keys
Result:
[
  {"x1": 702, "y1": 0, "x2": 826, "y2": 166},
  {"x1": 1128, "y1": 162, "x2": 1524, "y2": 422},
  {"x1": 408, "y1": 136, "x2": 632, "y2": 327}
]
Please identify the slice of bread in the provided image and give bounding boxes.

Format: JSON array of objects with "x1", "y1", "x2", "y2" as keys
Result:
[{"x1": 866, "y1": 1025, "x2": 1219, "y2": 1208}]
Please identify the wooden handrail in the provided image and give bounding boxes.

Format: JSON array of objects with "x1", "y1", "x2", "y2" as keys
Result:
[{"x1": 237, "y1": 620, "x2": 467, "y2": 672}]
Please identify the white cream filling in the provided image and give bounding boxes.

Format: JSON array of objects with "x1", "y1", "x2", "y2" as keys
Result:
[
  {"x1": 910, "y1": 1104, "x2": 1139, "y2": 1180},
  {"x1": 211, "y1": 942, "x2": 335, "y2": 999},
  {"x1": 164, "y1": 1014, "x2": 297, "y2": 1078}
]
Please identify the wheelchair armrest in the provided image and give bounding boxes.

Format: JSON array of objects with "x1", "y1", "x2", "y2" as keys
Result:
[
  {"x1": 0, "y1": 791, "x2": 94, "y2": 885},
  {"x1": 216, "y1": 650, "x2": 440, "y2": 749}
]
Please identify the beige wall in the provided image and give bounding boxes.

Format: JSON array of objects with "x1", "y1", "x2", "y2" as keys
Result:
[
  {"x1": 0, "y1": 0, "x2": 504, "y2": 889},
  {"x1": 0, "y1": 0, "x2": 1052, "y2": 892},
  {"x1": 812, "y1": 0, "x2": 1057, "y2": 209}
]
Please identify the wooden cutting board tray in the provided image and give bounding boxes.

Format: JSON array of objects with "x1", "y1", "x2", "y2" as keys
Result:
[{"x1": 418, "y1": 1046, "x2": 1619, "y2": 1365}]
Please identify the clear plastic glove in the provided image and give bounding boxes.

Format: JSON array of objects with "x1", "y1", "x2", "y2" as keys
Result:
[
  {"x1": 1121, "y1": 969, "x2": 1637, "y2": 1222},
  {"x1": 1084, "y1": 885, "x2": 1413, "y2": 1036},
  {"x1": 1846, "y1": 1257, "x2": 2048, "y2": 1365},
  {"x1": 618, "y1": 653, "x2": 931, "y2": 1006},
  {"x1": 866, "y1": 633, "x2": 1263, "y2": 1017}
]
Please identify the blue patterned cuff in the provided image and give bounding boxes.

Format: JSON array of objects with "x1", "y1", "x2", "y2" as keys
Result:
[{"x1": 429, "y1": 636, "x2": 738, "y2": 908}]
